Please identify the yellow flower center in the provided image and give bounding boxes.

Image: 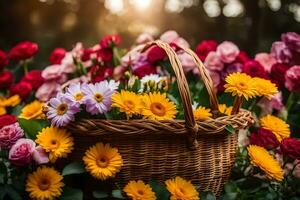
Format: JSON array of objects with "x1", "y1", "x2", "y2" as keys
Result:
[
  {"x1": 50, "y1": 139, "x2": 60, "y2": 149},
  {"x1": 124, "y1": 100, "x2": 135, "y2": 110},
  {"x1": 56, "y1": 103, "x2": 68, "y2": 115},
  {"x1": 97, "y1": 157, "x2": 109, "y2": 168},
  {"x1": 94, "y1": 93, "x2": 103, "y2": 103},
  {"x1": 237, "y1": 82, "x2": 247, "y2": 90},
  {"x1": 74, "y1": 92, "x2": 83, "y2": 101},
  {"x1": 150, "y1": 103, "x2": 166, "y2": 116},
  {"x1": 38, "y1": 178, "x2": 50, "y2": 191},
  {"x1": 137, "y1": 190, "x2": 144, "y2": 196}
]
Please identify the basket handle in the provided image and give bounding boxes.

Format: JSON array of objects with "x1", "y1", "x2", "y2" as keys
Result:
[{"x1": 138, "y1": 41, "x2": 218, "y2": 148}]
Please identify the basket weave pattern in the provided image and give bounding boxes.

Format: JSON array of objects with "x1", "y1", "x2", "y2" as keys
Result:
[{"x1": 67, "y1": 41, "x2": 254, "y2": 196}]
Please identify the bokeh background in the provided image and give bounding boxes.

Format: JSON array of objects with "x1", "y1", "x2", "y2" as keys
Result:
[{"x1": 1, "y1": 0, "x2": 300, "y2": 65}]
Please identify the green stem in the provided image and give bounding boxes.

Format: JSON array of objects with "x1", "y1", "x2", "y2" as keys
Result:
[
  {"x1": 286, "y1": 92, "x2": 294, "y2": 112},
  {"x1": 23, "y1": 60, "x2": 28, "y2": 74},
  {"x1": 112, "y1": 47, "x2": 121, "y2": 66}
]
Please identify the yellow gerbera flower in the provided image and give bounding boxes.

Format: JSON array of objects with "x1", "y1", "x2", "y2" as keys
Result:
[
  {"x1": 112, "y1": 90, "x2": 142, "y2": 117},
  {"x1": 141, "y1": 92, "x2": 177, "y2": 120},
  {"x1": 193, "y1": 106, "x2": 212, "y2": 121},
  {"x1": 247, "y1": 145, "x2": 284, "y2": 181},
  {"x1": 0, "y1": 95, "x2": 21, "y2": 107},
  {"x1": 83, "y1": 143, "x2": 123, "y2": 180},
  {"x1": 224, "y1": 72, "x2": 258, "y2": 100},
  {"x1": 165, "y1": 176, "x2": 199, "y2": 200},
  {"x1": 260, "y1": 115, "x2": 290, "y2": 142},
  {"x1": 252, "y1": 78, "x2": 278, "y2": 100},
  {"x1": 26, "y1": 166, "x2": 64, "y2": 200},
  {"x1": 0, "y1": 106, "x2": 6, "y2": 116},
  {"x1": 35, "y1": 127, "x2": 74, "y2": 162},
  {"x1": 123, "y1": 180, "x2": 156, "y2": 200},
  {"x1": 218, "y1": 104, "x2": 232, "y2": 116},
  {"x1": 19, "y1": 100, "x2": 45, "y2": 120}
]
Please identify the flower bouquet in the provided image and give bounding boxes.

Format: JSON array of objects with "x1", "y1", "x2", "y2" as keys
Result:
[{"x1": 0, "y1": 31, "x2": 299, "y2": 200}]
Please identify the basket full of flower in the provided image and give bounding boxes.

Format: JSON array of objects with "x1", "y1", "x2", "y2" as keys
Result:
[{"x1": 44, "y1": 40, "x2": 259, "y2": 196}]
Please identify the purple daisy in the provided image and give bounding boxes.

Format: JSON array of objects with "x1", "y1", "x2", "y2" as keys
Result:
[
  {"x1": 82, "y1": 81, "x2": 115, "y2": 115},
  {"x1": 47, "y1": 93, "x2": 80, "y2": 127},
  {"x1": 65, "y1": 82, "x2": 84, "y2": 106}
]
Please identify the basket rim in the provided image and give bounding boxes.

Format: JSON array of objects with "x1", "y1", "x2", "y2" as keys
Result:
[{"x1": 67, "y1": 110, "x2": 254, "y2": 136}]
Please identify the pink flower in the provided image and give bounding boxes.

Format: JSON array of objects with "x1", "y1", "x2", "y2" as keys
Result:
[
  {"x1": 160, "y1": 30, "x2": 190, "y2": 48},
  {"x1": 177, "y1": 52, "x2": 196, "y2": 73},
  {"x1": 216, "y1": 41, "x2": 240, "y2": 63},
  {"x1": 9, "y1": 138, "x2": 35, "y2": 166},
  {"x1": 204, "y1": 51, "x2": 224, "y2": 71},
  {"x1": 255, "y1": 53, "x2": 277, "y2": 72},
  {"x1": 61, "y1": 53, "x2": 76, "y2": 73},
  {"x1": 113, "y1": 65, "x2": 127, "y2": 80},
  {"x1": 285, "y1": 65, "x2": 300, "y2": 92},
  {"x1": 136, "y1": 33, "x2": 154, "y2": 44},
  {"x1": 0, "y1": 123, "x2": 24, "y2": 150},
  {"x1": 42, "y1": 65, "x2": 65, "y2": 81},
  {"x1": 35, "y1": 81, "x2": 62, "y2": 102},
  {"x1": 258, "y1": 92, "x2": 284, "y2": 115},
  {"x1": 32, "y1": 146, "x2": 49, "y2": 164},
  {"x1": 160, "y1": 30, "x2": 180, "y2": 44},
  {"x1": 209, "y1": 70, "x2": 221, "y2": 88}
]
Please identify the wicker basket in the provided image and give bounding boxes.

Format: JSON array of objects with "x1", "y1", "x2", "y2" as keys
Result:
[{"x1": 66, "y1": 41, "x2": 254, "y2": 196}]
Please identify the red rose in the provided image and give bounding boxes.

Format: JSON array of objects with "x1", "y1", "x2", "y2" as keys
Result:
[
  {"x1": 100, "y1": 34, "x2": 121, "y2": 49},
  {"x1": 10, "y1": 82, "x2": 32, "y2": 99},
  {"x1": 133, "y1": 64, "x2": 156, "y2": 78},
  {"x1": 249, "y1": 128, "x2": 279, "y2": 149},
  {"x1": 0, "y1": 114, "x2": 17, "y2": 129},
  {"x1": 0, "y1": 49, "x2": 9, "y2": 68},
  {"x1": 242, "y1": 60, "x2": 268, "y2": 78},
  {"x1": 280, "y1": 138, "x2": 300, "y2": 159},
  {"x1": 49, "y1": 48, "x2": 66, "y2": 64},
  {"x1": 147, "y1": 46, "x2": 167, "y2": 64},
  {"x1": 21, "y1": 70, "x2": 44, "y2": 90},
  {"x1": 0, "y1": 71, "x2": 13, "y2": 90},
  {"x1": 195, "y1": 40, "x2": 218, "y2": 61},
  {"x1": 89, "y1": 65, "x2": 113, "y2": 83},
  {"x1": 97, "y1": 48, "x2": 113, "y2": 62},
  {"x1": 9, "y1": 41, "x2": 38, "y2": 61},
  {"x1": 270, "y1": 63, "x2": 289, "y2": 88},
  {"x1": 81, "y1": 48, "x2": 95, "y2": 62},
  {"x1": 235, "y1": 51, "x2": 250, "y2": 64}
]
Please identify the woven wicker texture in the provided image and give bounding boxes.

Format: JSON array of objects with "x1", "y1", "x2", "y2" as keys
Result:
[{"x1": 66, "y1": 41, "x2": 254, "y2": 196}]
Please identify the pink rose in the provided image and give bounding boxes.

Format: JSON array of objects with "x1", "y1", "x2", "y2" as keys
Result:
[
  {"x1": 0, "y1": 123, "x2": 24, "y2": 150},
  {"x1": 61, "y1": 53, "x2": 76, "y2": 73},
  {"x1": 258, "y1": 92, "x2": 284, "y2": 115},
  {"x1": 204, "y1": 51, "x2": 224, "y2": 71},
  {"x1": 285, "y1": 65, "x2": 300, "y2": 92},
  {"x1": 209, "y1": 70, "x2": 221, "y2": 88},
  {"x1": 9, "y1": 138, "x2": 35, "y2": 166},
  {"x1": 177, "y1": 52, "x2": 196, "y2": 73},
  {"x1": 35, "y1": 81, "x2": 62, "y2": 102},
  {"x1": 216, "y1": 41, "x2": 240, "y2": 63},
  {"x1": 255, "y1": 53, "x2": 277, "y2": 72},
  {"x1": 160, "y1": 30, "x2": 179, "y2": 43},
  {"x1": 136, "y1": 33, "x2": 154, "y2": 44},
  {"x1": 42, "y1": 65, "x2": 65, "y2": 81},
  {"x1": 32, "y1": 146, "x2": 49, "y2": 164},
  {"x1": 113, "y1": 65, "x2": 127, "y2": 80},
  {"x1": 160, "y1": 30, "x2": 190, "y2": 48}
]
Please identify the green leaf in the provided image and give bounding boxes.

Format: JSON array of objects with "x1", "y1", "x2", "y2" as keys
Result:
[
  {"x1": 112, "y1": 190, "x2": 125, "y2": 199},
  {"x1": 18, "y1": 118, "x2": 49, "y2": 140},
  {"x1": 225, "y1": 125, "x2": 235, "y2": 135},
  {"x1": 93, "y1": 190, "x2": 109, "y2": 199},
  {"x1": 62, "y1": 161, "x2": 85, "y2": 176},
  {"x1": 149, "y1": 180, "x2": 170, "y2": 200},
  {"x1": 0, "y1": 162, "x2": 7, "y2": 184},
  {"x1": 10, "y1": 105, "x2": 23, "y2": 116},
  {"x1": 60, "y1": 187, "x2": 83, "y2": 200},
  {"x1": 4, "y1": 185, "x2": 22, "y2": 200},
  {"x1": 201, "y1": 191, "x2": 216, "y2": 200}
]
